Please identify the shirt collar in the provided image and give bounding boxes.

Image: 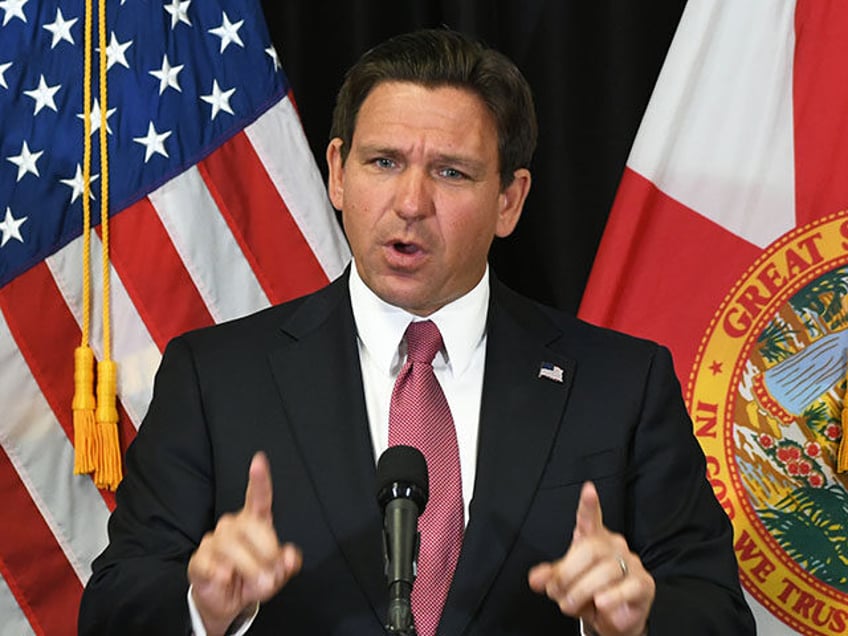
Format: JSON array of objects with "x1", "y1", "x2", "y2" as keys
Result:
[{"x1": 349, "y1": 261, "x2": 489, "y2": 378}]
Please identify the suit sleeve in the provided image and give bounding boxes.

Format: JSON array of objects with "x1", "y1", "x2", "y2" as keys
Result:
[
  {"x1": 627, "y1": 344, "x2": 755, "y2": 634},
  {"x1": 78, "y1": 337, "x2": 218, "y2": 635}
]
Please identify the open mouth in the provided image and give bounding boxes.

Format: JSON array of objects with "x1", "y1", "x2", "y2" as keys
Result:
[{"x1": 393, "y1": 241, "x2": 419, "y2": 254}]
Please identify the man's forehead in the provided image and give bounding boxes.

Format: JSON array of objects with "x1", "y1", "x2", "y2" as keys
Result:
[
  {"x1": 340, "y1": 80, "x2": 504, "y2": 180},
  {"x1": 354, "y1": 81, "x2": 490, "y2": 126},
  {"x1": 352, "y1": 82, "x2": 494, "y2": 140}
]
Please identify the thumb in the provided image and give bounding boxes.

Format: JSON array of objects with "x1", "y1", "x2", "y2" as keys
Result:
[
  {"x1": 244, "y1": 451, "x2": 274, "y2": 521},
  {"x1": 573, "y1": 481, "x2": 603, "y2": 540}
]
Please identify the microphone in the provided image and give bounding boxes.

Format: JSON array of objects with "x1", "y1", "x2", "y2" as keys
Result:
[{"x1": 376, "y1": 445, "x2": 429, "y2": 635}]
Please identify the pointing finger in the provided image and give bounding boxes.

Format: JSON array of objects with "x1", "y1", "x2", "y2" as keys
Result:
[
  {"x1": 244, "y1": 451, "x2": 274, "y2": 521},
  {"x1": 574, "y1": 481, "x2": 603, "y2": 541},
  {"x1": 527, "y1": 562, "x2": 555, "y2": 593}
]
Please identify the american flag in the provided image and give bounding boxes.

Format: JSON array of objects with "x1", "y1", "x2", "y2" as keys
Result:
[
  {"x1": 537, "y1": 362, "x2": 564, "y2": 383},
  {"x1": 0, "y1": 1, "x2": 349, "y2": 633}
]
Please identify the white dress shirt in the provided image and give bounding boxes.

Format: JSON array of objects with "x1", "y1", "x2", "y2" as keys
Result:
[{"x1": 349, "y1": 261, "x2": 489, "y2": 525}]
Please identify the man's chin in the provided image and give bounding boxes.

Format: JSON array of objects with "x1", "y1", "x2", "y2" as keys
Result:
[{"x1": 370, "y1": 278, "x2": 441, "y2": 316}]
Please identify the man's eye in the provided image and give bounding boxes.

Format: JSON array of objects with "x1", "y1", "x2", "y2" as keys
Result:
[
  {"x1": 439, "y1": 167, "x2": 466, "y2": 180},
  {"x1": 373, "y1": 157, "x2": 396, "y2": 169}
]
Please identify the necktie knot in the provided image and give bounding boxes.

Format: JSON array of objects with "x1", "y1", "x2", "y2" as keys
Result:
[{"x1": 404, "y1": 320, "x2": 443, "y2": 365}]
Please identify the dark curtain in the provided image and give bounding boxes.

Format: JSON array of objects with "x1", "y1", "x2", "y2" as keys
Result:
[{"x1": 260, "y1": 1, "x2": 686, "y2": 314}]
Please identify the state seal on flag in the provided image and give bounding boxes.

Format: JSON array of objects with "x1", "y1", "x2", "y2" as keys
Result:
[{"x1": 689, "y1": 210, "x2": 848, "y2": 635}]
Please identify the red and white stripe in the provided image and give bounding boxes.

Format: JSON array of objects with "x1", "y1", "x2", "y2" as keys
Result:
[{"x1": 0, "y1": 92, "x2": 350, "y2": 635}]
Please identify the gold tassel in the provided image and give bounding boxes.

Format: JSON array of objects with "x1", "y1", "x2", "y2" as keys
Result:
[
  {"x1": 94, "y1": 360, "x2": 122, "y2": 490},
  {"x1": 74, "y1": 0, "x2": 95, "y2": 479},
  {"x1": 88, "y1": 0, "x2": 122, "y2": 491},
  {"x1": 72, "y1": 346, "x2": 98, "y2": 474}
]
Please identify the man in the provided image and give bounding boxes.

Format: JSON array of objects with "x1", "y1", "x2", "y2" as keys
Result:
[{"x1": 79, "y1": 29, "x2": 755, "y2": 635}]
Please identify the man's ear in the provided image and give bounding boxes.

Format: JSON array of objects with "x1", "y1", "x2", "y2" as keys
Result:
[
  {"x1": 326, "y1": 138, "x2": 345, "y2": 210},
  {"x1": 495, "y1": 168, "x2": 532, "y2": 238}
]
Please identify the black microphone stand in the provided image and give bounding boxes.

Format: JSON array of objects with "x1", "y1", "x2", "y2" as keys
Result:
[
  {"x1": 382, "y1": 491, "x2": 421, "y2": 635},
  {"x1": 385, "y1": 580, "x2": 416, "y2": 634},
  {"x1": 376, "y1": 446, "x2": 428, "y2": 636}
]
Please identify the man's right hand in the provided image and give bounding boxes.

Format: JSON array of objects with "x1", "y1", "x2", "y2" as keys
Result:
[{"x1": 188, "y1": 451, "x2": 302, "y2": 636}]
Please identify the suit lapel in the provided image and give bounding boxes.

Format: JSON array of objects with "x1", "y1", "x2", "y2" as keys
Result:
[
  {"x1": 439, "y1": 281, "x2": 576, "y2": 636},
  {"x1": 266, "y1": 275, "x2": 388, "y2": 625}
]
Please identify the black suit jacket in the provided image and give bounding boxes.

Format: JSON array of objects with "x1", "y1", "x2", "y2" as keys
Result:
[{"x1": 79, "y1": 273, "x2": 755, "y2": 635}]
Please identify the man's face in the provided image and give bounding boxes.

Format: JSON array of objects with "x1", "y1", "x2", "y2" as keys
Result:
[{"x1": 327, "y1": 81, "x2": 531, "y2": 316}]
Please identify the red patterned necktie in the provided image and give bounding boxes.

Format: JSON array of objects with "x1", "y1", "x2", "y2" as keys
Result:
[{"x1": 388, "y1": 320, "x2": 464, "y2": 636}]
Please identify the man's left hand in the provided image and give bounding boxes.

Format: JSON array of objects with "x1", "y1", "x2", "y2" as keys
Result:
[{"x1": 528, "y1": 482, "x2": 655, "y2": 636}]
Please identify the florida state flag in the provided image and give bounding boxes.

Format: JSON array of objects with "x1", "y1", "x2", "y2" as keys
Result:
[{"x1": 579, "y1": 2, "x2": 848, "y2": 634}]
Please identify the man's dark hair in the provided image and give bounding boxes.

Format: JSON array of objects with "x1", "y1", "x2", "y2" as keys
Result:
[{"x1": 330, "y1": 28, "x2": 537, "y2": 187}]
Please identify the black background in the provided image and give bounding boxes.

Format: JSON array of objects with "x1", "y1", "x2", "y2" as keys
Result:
[{"x1": 260, "y1": 1, "x2": 686, "y2": 314}]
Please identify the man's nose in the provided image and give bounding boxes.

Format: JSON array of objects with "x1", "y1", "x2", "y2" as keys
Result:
[{"x1": 394, "y1": 168, "x2": 433, "y2": 220}]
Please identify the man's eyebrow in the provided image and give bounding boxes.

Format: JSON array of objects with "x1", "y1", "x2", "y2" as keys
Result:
[
  {"x1": 353, "y1": 143, "x2": 402, "y2": 158},
  {"x1": 432, "y1": 153, "x2": 487, "y2": 175},
  {"x1": 353, "y1": 144, "x2": 487, "y2": 174}
]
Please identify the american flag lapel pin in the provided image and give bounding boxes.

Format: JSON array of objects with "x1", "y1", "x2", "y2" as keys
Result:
[{"x1": 538, "y1": 361, "x2": 564, "y2": 383}]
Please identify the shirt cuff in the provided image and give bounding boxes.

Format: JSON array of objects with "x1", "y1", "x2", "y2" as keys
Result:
[{"x1": 187, "y1": 585, "x2": 260, "y2": 636}]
